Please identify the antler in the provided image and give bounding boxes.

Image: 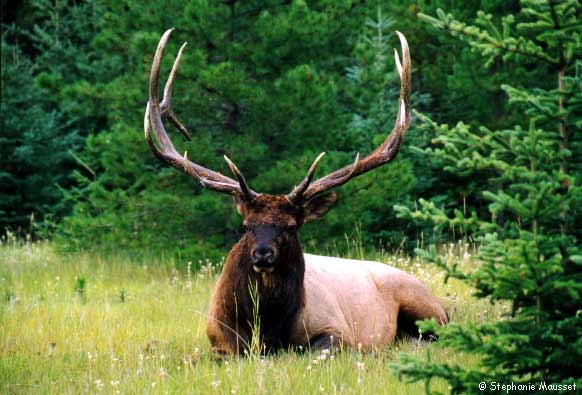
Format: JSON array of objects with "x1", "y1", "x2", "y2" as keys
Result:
[
  {"x1": 144, "y1": 28, "x2": 257, "y2": 201},
  {"x1": 287, "y1": 31, "x2": 411, "y2": 204}
]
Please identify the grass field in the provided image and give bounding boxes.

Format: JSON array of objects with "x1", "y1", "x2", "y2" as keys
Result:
[{"x1": 1, "y1": 239, "x2": 502, "y2": 394}]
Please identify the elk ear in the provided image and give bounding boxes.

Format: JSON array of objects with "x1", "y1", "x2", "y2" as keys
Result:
[
  {"x1": 303, "y1": 191, "x2": 337, "y2": 222},
  {"x1": 233, "y1": 196, "x2": 248, "y2": 217}
]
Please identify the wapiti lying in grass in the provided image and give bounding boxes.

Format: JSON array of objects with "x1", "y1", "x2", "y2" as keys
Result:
[{"x1": 144, "y1": 29, "x2": 448, "y2": 355}]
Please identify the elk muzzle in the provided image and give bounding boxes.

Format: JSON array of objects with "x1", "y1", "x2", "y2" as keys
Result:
[
  {"x1": 251, "y1": 245, "x2": 278, "y2": 273},
  {"x1": 250, "y1": 225, "x2": 280, "y2": 272}
]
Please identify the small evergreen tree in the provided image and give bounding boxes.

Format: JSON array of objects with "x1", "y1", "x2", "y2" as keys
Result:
[
  {"x1": 393, "y1": 1, "x2": 582, "y2": 393},
  {"x1": 335, "y1": 8, "x2": 430, "y2": 250}
]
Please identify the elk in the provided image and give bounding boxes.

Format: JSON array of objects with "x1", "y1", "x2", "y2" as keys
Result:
[{"x1": 144, "y1": 29, "x2": 448, "y2": 355}]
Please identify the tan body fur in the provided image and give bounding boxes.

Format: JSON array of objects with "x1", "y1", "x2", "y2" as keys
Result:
[{"x1": 290, "y1": 254, "x2": 447, "y2": 350}]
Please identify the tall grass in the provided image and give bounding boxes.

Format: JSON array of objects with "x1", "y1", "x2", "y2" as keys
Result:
[{"x1": 0, "y1": 236, "x2": 503, "y2": 394}]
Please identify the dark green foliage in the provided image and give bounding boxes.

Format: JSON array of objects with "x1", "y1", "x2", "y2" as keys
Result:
[
  {"x1": 1, "y1": 0, "x2": 106, "y2": 233},
  {"x1": 0, "y1": 39, "x2": 79, "y2": 232},
  {"x1": 393, "y1": 1, "x2": 582, "y2": 392},
  {"x1": 411, "y1": 0, "x2": 527, "y2": 128}
]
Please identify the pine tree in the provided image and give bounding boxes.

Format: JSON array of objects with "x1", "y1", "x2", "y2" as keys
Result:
[
  {"x1": 393, "y1": 1, "x2": 582, "y2": 393},
  {"x1": 334, "y1": 7, "x2": 430, "y2": 250}
]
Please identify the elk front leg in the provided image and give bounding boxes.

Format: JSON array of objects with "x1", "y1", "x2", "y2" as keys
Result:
[
  {"x1": 308, "y1": 332, "x2": 343, "y2": 352},
  {"x1": 206, "y1": 313, "x2": 250, "y2": 357}
]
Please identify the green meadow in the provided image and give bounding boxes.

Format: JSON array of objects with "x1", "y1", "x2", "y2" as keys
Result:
[{"x1": 1, "y1": 239, "x2": 502, "y2": 394}]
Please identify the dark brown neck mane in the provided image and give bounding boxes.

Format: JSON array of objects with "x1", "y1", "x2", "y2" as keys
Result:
[{"x1": 222, "y1": 233, "x2": 305, "y2": 353}]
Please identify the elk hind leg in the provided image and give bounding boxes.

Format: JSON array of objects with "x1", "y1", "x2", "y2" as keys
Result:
[{"x1": 396, "y1": 297, "x2": 448, "y2": 341}]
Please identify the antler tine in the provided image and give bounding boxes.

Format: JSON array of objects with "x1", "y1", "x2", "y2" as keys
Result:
[
  {"x1": 394, "y1": 48, "x2": 403, "y2": 79},
  {"x1": 144, "y1": 103, "x2": 163, "y2": 160},
  {"x1": 294, "y1": 31, "x2": 411, "y2": 202},
  {"x1": 224, "y1": 156, "x2": 258, "y2": 201},
  {"x1": 286, "y1": 152, "x2": 326, "y2": 203},
  {"x1": 144, "y1": 103, "x2": 246, "y2": 194},
  {"x1": 160, "y1": 42, "x2": 191, "y2": 141},
  {"x1": 145, "y1": 28, "x2": 258, "y2": 199}
]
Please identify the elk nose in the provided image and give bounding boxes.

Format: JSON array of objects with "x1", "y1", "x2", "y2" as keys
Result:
[{"x1": 252, "y1": 246, "x2": 274, "y2": 265}]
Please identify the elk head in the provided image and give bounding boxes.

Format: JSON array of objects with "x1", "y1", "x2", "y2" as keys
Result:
[{"x1": 144, "y1": 29, "x2": 411, "y2": 272}]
